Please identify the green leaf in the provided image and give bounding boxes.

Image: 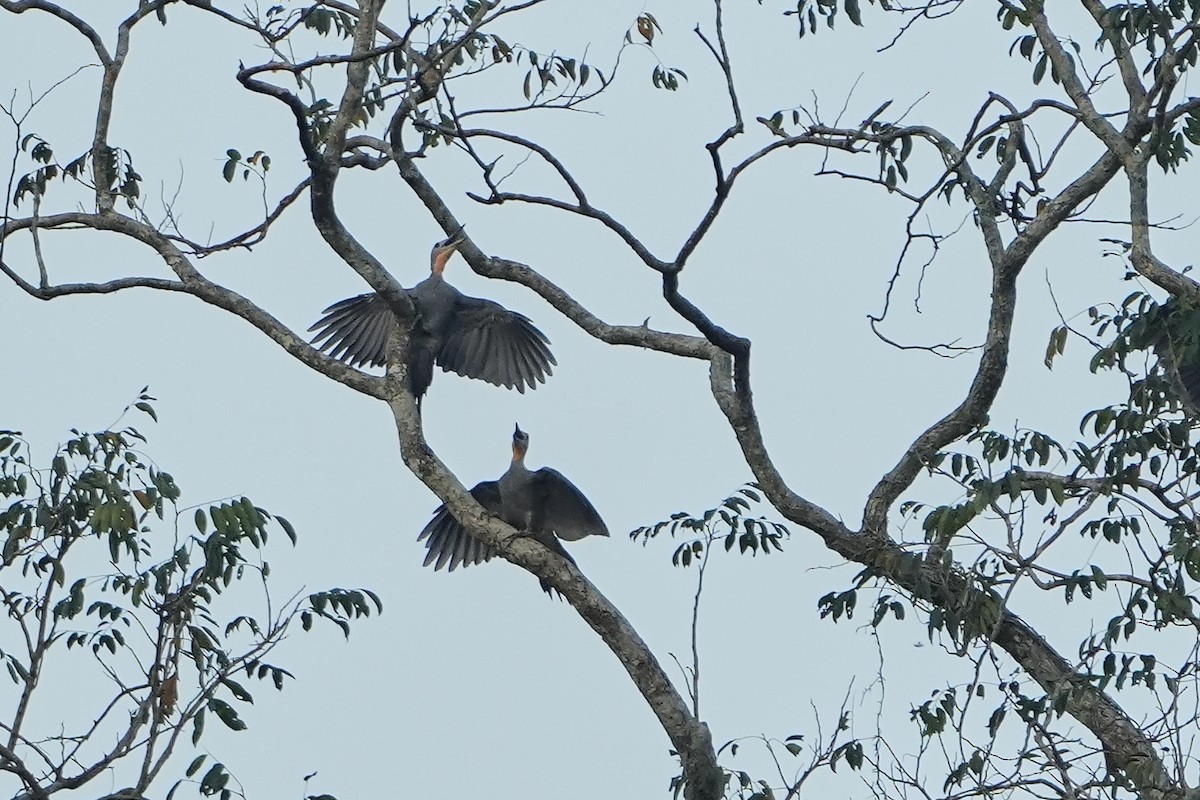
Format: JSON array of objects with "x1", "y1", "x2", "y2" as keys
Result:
[
  {"x1": 844, "y1": 0, "x2": 862, "y2": 26},
  {"x1": 221, "y1": 677, "x2": 254, "y2": 704},
  {"x1": 208, "y1": 697, "x2": 248, "y2": 731},
  {"x1": 186, "y1": 755, "x2": 208, "y2": 778},
  {"x1": 1033, "y1": 52, "x2": 1047, "y2": 84},
  {"x1": 276, "y1": 515, "x2": 297, "y2": 544},
  {"x1": 191, "y1": 707, "x2": 205, "y2": 745},
  {"x1": 200, "y1": 763, "x2": 229, "y2": 793}
]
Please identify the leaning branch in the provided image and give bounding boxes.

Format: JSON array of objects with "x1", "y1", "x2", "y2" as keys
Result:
[
  {"x1": 395, "y1": 152, "x2": 715, "y2": 360},
  {"x1": 862, "y1": 141, "x2": 1125, "y2": 537},
  {"x1": 0, "y1": 211, "x2": 386, "y2": 398},
  {"x1": 385, "y1": 392, "x2": 725, "y2": 800},
  {"x1": 0, "y1": 1, "x2": 113, "y2": 66}
]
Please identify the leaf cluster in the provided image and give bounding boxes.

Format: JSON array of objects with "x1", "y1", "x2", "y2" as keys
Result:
[
  {"x1": 630, "y1": 484, "x2": 789, "y2": 567},
  {"x1": 0, "y1": 395, "x2": 378, "y2": 800},
  {"x1": 12, "y1": 136, "x2": 141, "y2": 209},
  {"x1": 781, "y1": 0, "x2": 871, "y2": 36}
]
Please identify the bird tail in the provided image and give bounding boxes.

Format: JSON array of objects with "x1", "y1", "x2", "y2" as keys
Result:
[{"x1": 532, "y1": 532, "x2": 576, "y2": 598}]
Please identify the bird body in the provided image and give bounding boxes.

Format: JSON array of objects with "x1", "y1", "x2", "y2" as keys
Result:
[
  {"x1": 309, "y1": 235, "x2": 555, "y2": 399},
  {"x1": 418, "y1": 425, "x2": 608, "y2": 594}
]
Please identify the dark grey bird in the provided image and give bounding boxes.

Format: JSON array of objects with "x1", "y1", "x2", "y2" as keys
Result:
[
  {"x1": 417, "y1": 424, "x2": 609, "y2": 595},
  {"x1": 308, "y1": 233, "x2": 556, "y2": 400}
]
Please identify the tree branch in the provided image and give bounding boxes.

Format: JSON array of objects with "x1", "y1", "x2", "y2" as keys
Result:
[
  {"x1": 385, "y1": 392, "x2": 725, "y2": 800},
  {"x1": 0, "y1": 211, "x2": 386, "y2": 398}
]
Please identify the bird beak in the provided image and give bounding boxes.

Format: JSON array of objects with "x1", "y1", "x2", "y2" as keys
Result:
[
  {"x1": 432, "y1": 230, "x2": 464, "y2": 274},
  {"x1": 511, "y1": 423, "x2": 525, "y2": 460}
]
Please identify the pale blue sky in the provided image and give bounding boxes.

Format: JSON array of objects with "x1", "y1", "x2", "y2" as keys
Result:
[{"x1": 2, "y1": 2, "x2": 1193, "y2": 798}]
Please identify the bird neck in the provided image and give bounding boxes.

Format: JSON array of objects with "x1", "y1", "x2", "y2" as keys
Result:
[
  {"x1": 431, "y1": 249, "x2": 453, "y2": 275},
  {"x1": 511, "y1": 445, "x2": 527, "y2": 467}
]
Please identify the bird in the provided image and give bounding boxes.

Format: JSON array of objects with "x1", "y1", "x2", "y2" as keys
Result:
[
  {"x1": 308, "y1": 232, "x2": 556, "y2": 401},
  {"x1": 417, "y1": 424, "x2": 609, "y2": 595}
]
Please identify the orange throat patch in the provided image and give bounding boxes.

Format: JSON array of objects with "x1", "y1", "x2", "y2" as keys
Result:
[{"x1": 432, "y1": 249, "x2": 453, "y2": 275}]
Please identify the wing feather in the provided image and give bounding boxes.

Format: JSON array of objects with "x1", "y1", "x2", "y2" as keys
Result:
[
  {"x1": 513, "y1": 326, "x2": 551, "y2": 387},
  {"x1": 308, "y1": 293, "x2": 394, "y2": 368},
  {"x1": 496, "y1": 332, "x2": 523, "y2": 390},
  {"x1": 532, "y1": 468, "x2": 608, "y2": 542},
  {"x1": 437, "y1": 296, "x2": 555, "y2": 390},
  {"x1": 416, "y1": 481, "x2": 502, "y2": 571}
]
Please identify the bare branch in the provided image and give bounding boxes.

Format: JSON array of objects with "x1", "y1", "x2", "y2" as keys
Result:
[
  {"x1": 395, "y1": 152, "x2": 714, "y2": 360},
  {"x1": 1, "y1": 211, "x2": 387, "y2": 398}
]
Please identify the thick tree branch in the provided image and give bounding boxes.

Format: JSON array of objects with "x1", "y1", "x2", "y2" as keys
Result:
[
  {"x1": 715, "y1": 336, "x2": 1178, "y2": 798},
  {"x1": 1077, "y1": 0, "x2": 1147, "y2": 110},
  {"x1": 386, "y1": 391, "x2": 724, "y2": 800},
  {"x1": 0, "y1": 740, "x2": 48, "y2": 800},
  {"x1": 1126, "y1": 155, "x2": 1200, "y2": 303},
  {"x1": 395, "y1": 152, "x2": 715, "y2": 360},
  {"x1": 238, "y1": 48, "x2": 415, "y2": 328},
  {"x1": 0, "y1": 1, "x2": 112, "y2": 66},
  {"x1": 0, "y1": 211, "x2": 386, "y2": 398},
  {"x1": 863, "y1": 145, "x2": 1125, "y2": 538},
  {"x1": 1029, "y1": 7, "x2": 1130, "y2": 156}
]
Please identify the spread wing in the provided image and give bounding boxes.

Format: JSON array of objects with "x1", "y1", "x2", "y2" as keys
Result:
[
  {"x1": 437, "y1": 296, "x2": 556, "y2": 392},
  {"x1": 532, "y1": 468, "x2": 608, "y2": 543},
  {"x1": 416, "y1": 481, "x2": 502, "y2": 572},
  {"x1": 308, "y1": 293, "x2": 392, "y2": 368}
]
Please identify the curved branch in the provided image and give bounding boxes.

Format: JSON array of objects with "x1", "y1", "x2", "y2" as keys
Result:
[
  {"x1": 0, "y1": 739, "x2": 49, "y2": 800},
  {"x1": 0, "y1": 1, "x2": 112, "y2": 66},
  {"x1": 385, "y1": 394, "x2": 724, "y2": 800},
  {"x1": 0, "y1": 211, "x2": 386, "y2": 398},
  {"x1": 1127, "y1": 156, "x2": 1200, "y2": 304},
  {"x1": 238, "y1": 42, "x2": 414, "y2": 326},
  {"x1": 169, "y1": 177, "x2": 311, "y2": 256},
  {"x1": 713, "y1": 337, "x2": 1179, "y2": 800},
  {"x1": 1078, "y1": 0, "x2": 1147, "y2": 110},
  {"x1": 395, "y1": 152, "x2": 714, "y2": 360},
  {"x1": 1028, "y1": 7, "x2": 1131, "y2": 154},
  {"x1": 862, "y1": 146, "x2": 1126, "y2": 537}
]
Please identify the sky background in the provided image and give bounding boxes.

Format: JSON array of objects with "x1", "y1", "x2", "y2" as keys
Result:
[{"x1": 2, "y1": 2, "x2": 1196, "y2": 798}]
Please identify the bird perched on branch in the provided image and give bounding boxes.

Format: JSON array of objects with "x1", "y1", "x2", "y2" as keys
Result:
[
  {"x1": 308, "y1": 232, "x2": 555, "y2": 401},
  {"x1": 418, "y1": 424, "x2": 609, "y2": 595}
]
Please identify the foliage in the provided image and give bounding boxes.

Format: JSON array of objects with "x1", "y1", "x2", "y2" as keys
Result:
[
  {"x1": 631, "y1": 484, "x2": 789, "y2": 567},
  {"x1": 10, "y1": 1, "x2": 1200, "y2": 799},
  {"x1": 0, "y1": 394, "x2": 377, "y2": 800}
]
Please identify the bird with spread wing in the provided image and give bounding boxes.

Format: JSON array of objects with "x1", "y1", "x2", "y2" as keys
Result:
[
  {"x1": 309, "y1": 232, "x2": 556, "y2": 401},
  {"x1": 417, "y1": 424, "x2": 609, "y2": 595}
]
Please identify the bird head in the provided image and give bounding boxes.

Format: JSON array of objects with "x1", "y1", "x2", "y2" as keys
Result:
[
  {"x1": 512, "y1": 423, "x2": 529, "y2": 461},
  {"x1": 430, "y1": 227, "x2": 466, "y2": 274}
]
